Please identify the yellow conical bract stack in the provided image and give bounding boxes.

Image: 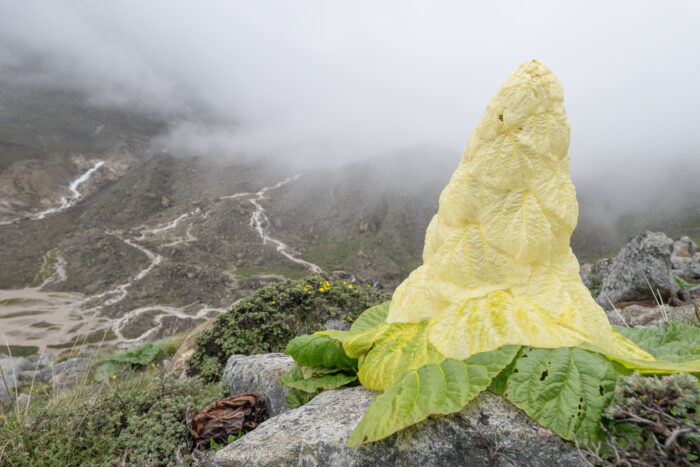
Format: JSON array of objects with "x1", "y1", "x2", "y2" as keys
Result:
[{"x1": 386, "y1": 60, "x2": 652, "y2": 362}]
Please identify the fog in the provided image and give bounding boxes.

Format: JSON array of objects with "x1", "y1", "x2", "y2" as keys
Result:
[{"x1": 1, "y1": 1, "x2": 699, "y2": 217}]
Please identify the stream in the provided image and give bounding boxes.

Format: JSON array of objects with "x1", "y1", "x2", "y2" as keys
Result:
[
  {"x1": 0, "y1": 173, "x2": 322, "y2": 354},
  {"x1": 0, "y1": 161, "x2": 105, "y2": 225}
]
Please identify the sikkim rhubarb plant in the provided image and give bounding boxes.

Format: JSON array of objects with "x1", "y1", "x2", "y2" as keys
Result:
[{"x1": 281, "y1": 60, "x2": 700, "y2": 450}]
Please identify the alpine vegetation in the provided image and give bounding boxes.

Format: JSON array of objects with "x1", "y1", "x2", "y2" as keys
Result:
[{"x1": 282, "y1": 60, "x2": 700, "y2": 451}]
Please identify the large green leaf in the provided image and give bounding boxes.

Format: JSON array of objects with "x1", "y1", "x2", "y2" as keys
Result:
[
  {"x1": 300, "y1": 366, "x2": 341, "y2": 379},
  {"x1": 285, "y1": 334, "x2": 357, "y2": 369},
  {"x1": 285, "y1": 388, "x2": 320, "y2": 409},
  {"x1": 315, "y1": 329, "x2": 351, "y2": 341},
  {"x1": 504, "y1": 347, "x2": 627, "y2": 447},
  {"x1": 356, "y1": 321, "x2": 445, "y2": 390},
  {"x1": 347, "y1": 345, "x2": 519, "y2": 447},
  {"x1": 579, "y1": 324, "x2": 700, "y2": 375},
  {"x1": 614, "y1": 322, "x2": 700, "y2": 364},
  {"x1": 315, "y1": 302, "x2": 390, "y2": 345},
  {"x1": 342, "y1": 323, "x2": 390, "y2": 359},
  {"x1": 279, "y1": 367, "x2": 356, "y2": 393},
  {"x1": 487, "y1": 346, "x2": 523, "y2": 395},
  {"x1": 107, "y1": 340, "x2": 163, "y2": 366},
  {"x1": 349, "y1": 301, "x2": 390, "y2": 334}
]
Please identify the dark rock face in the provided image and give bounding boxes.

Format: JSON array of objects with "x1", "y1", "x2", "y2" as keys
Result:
[
  {"x1": 596, "y1": 232, "x2": 678, "y2": 308},
  {"x1": 209, "y1": 386, "x2": 584, "y2": 467}
]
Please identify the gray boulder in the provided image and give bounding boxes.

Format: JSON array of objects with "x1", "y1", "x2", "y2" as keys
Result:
[
  {"x1": 0, "y1": 355, "x2": 92, "y2": 406},
  {"x1": 222, "y1": 353, "x2": 296, "y2": 417},
  {"x1": 596, "y1": 232, "x2": 678, "y2": 308},
  {"x1": 0, "y1": 357, "x2": 21, "y2": 406},
  {"x1": 0, "y1": 354, "x2": 54, "y2": 405},
  {"x1": 606, "y1": 304, "x2": 696, "y2": 328},
  {"x1": 209, "y1": 386, "x2": 584, "y2": 467},
  {"x1": 579, "y1": 263, "x2": 593, "y2": 289},
  {"x1": 580, "y1": 259, "x2": 613, "y2": 298},
  {"x1": 690, "y1": 254, "x2": 700, "y2": 279},
  {"x1": 1, "y1": 354, "x2": 52, "y2": 383},
  {"x1": 671, "y1": 236, "x2": 700, "y2": 280},
  {"x1": 592, "y1": 257, "x2": 614, "y2": 282},
  {"x1": 37, "y1": 358, "x2": 91, "y2": 389}
]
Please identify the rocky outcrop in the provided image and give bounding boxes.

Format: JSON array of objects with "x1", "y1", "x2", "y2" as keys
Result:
[
  {"x1": 580, "y1": 257, "x2": 615, "y2": 298},
  {"x1": 671, "y1": 236, "x2": 700, "y2": 280},
  {"x1": 221, "y1": 353, "x2": 296, "y2": 417},
  {"x1": 168, "y1": 318, "x2": 216, "y2": 379},
  {"x1": 592, "y1": 258, "x2": 614, "y2": 283},
  {"x1": 606, "y1": 304, "x2": 697, "y2": 328},
  {"x1": 0, "y1": 355, "x2": 90, "y2": 406},
  {"x1": 209, "y1": 386, "x2": 584, "y2": 467},
  {"x1": 596, "y1": 232, "x2": 678, "y2": 308},
  {"x1": 579, "y1": 263, "x2": 594, "y2": 290},
  {"x1": 581, "y1": 257, "x2": 615, "y2": 292},
  {"x1": 37, "y1": 358, "x2": 91, "y2": 389}
]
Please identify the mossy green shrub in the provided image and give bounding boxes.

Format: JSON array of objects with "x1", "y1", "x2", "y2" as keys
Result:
[
  {"x1": 187, "y1": 274, "x2": 390, "y2": 382},
  {"x1": 0, "y1": 371, "x2": 223, "y2": 466}
]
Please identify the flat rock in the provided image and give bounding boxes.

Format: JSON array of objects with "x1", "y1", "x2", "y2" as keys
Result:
[
  {"x1": 37, "y1": 357, "x2": 91, "y2": 389},
  {"x1": 1, "y1": 355, "x2": 93, "y2": 405},
  {"x1": 209, "y1": 386, "x2": 584, "y2": 467},
  {"x1": 607, "y1": 304, "x2": 697, "y2": 328},
  {"x1": 596, "y1": 231, "x2": 678, "y2": 308},
  {"x1": 222, "y1": 353, "x2": 296, "y2": 417}
]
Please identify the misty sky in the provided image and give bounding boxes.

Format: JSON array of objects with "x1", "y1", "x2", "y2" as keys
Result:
[{"x1": 1, "y1": 0, "x2": 698, "y2": 194}]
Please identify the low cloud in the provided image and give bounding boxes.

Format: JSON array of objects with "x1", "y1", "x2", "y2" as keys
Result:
[{"x1": 1, "y1": 1, "x2": 699, "y2": 217}]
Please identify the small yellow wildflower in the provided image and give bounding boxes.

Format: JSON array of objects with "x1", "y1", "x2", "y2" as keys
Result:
[
  {"x1": 366, "y1": 284, "x2": 371, "y2": 288},
  {"x1": 272, "y1": 300, "x2": 276, "y2": 304},
  {"x1": 111, "y1": 375, "x2": 117, "y2": 380},
  {"x1": 348, "y1": 284, "x2": 354, "y2": 289}
]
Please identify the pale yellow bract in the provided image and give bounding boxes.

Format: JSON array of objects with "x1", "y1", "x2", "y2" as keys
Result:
[{"x1": 387, "y1": 60, "x2": 654, "y2": 364}]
